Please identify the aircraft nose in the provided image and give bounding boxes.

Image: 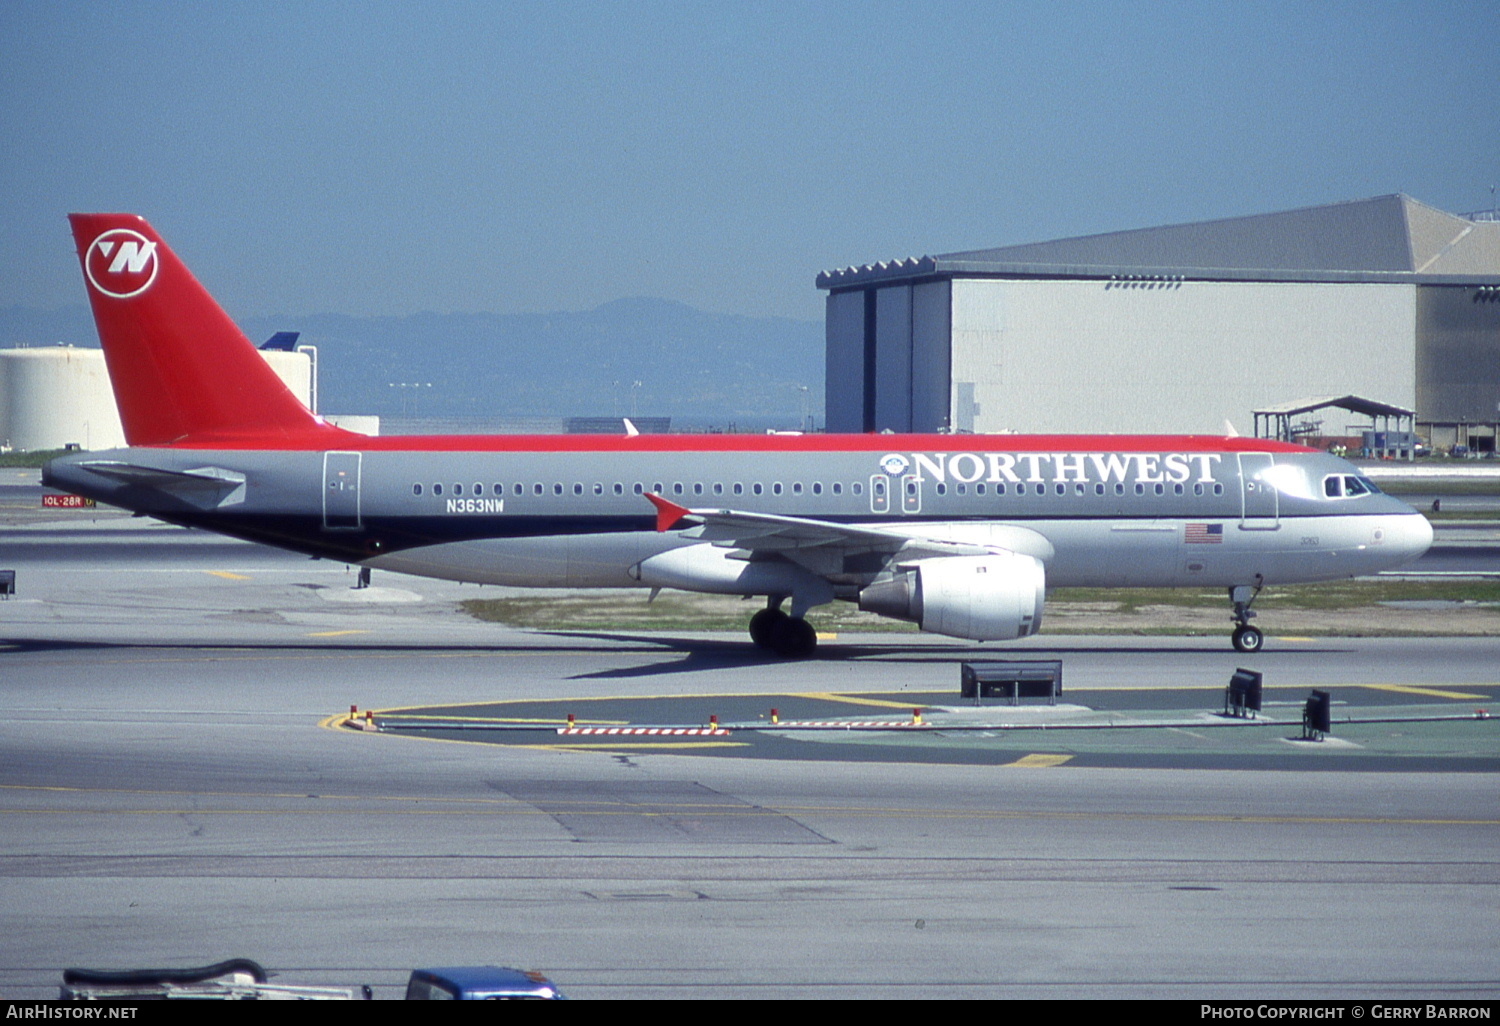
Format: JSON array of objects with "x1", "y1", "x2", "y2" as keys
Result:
[{"x1": 1385, "y1": 512, "x2": 1433, "y2": 566}]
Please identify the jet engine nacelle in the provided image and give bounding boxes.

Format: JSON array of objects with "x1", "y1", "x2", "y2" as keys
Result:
[
  {"x1": 857, "y1": 553, "x2": 1045, "y2": 641},
  {"x1": 632, "y1": 544, "x2": 835, "y2": 610}
]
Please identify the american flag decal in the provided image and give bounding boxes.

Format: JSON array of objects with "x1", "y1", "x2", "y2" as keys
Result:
[{"x1": 1185, "y1": 523, "x2": 1223, "y2": 544}]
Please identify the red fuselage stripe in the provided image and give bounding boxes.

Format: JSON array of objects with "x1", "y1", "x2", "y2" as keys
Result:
[{"x1": 154, "y1": 432, "x2": 1315, "y2": 455}]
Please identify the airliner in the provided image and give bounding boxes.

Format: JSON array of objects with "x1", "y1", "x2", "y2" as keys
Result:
[{"x1": 42, "y1": 214, "x2": 1433, "y2": 656}]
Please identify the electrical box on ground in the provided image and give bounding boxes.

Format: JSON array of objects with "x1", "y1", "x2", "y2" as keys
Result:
[
  {"x1": 960, "y1": 660, "x2": 1062, "y2": 705},
  {"x1": 1225, "y1": 668, "x2": 1263, "y2": 718},
  {"x1": 1302, "y1": 689, "x2": 1333, "y2": 740}
]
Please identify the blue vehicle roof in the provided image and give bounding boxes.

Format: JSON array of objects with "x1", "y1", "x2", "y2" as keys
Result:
[{"x1": 411, "y1": 966, "x2": 563, "y2": 999}]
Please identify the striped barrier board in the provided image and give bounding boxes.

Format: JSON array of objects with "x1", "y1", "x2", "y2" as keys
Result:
[{"x1": 772, "y1": 720, "x2": 931, "y2": 729}]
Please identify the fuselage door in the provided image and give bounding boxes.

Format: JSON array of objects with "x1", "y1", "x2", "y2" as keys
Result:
[
  {"x1": 323, "y1": 451, "x2": 362, "y2": 530},
  {"x1": 1237, "y1": 453, "x2": 1279, "y2": 530},
  {"x1": 901, "y1": 474, "x2": 922, "y2": 515},
  {"x1": 869, "y1": 475, "x2": 890, "y2": 514}
]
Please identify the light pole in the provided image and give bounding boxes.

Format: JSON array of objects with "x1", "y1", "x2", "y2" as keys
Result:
[{"x1": 388, "y1": 382, "x2": 431, "y2": 418}]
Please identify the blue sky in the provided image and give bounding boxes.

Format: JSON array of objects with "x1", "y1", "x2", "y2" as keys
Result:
[{"x1": 3, "y1": 0, "x2": 1496, "y2": 322}]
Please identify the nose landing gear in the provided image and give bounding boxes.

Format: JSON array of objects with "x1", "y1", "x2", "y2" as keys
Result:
[{"x1": 1230, "y1": 578, "x2": 1265, "y2": 653}]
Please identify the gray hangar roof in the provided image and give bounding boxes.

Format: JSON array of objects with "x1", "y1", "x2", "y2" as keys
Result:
[{"x1": 816, "y1": 194, "x2": 1500, "y2": 290}]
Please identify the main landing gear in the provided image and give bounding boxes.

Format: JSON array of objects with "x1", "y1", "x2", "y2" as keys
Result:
[
  {"x1": 748, "y1": 596, "x2": 818, "y2": 658},
  {"x1": 1230, "y1": 578, "x2": 1265, "y2": 653}
]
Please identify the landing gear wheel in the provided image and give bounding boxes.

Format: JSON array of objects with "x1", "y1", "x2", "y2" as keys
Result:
[
  {"x1": 748, "y1": 608, "x2": 789, "y2": 649},
  {"x1": 1232, "y1": 625, "x2": 1264, "y2": 653},
  {"x1": 769, "y1": 616, "x2": 818, "y2": 658}
]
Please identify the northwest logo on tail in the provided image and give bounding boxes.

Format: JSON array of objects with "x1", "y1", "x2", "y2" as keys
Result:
[{"x1": 84, "y1": 229, "x2": 159, "y2": 298}]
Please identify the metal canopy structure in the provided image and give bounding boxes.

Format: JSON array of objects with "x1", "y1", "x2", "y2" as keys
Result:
[{"x1": 1253, "y1": 395, "x2": 1417, "y2": 458}]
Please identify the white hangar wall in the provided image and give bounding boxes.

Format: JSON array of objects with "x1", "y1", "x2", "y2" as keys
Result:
[
  {"x1": 826, "y1": 279, "x2": 1417, "y2": 435},
  {"x1": 948, "y1": 279, "x2": 1416, "y2": 435},
  {"x1": 821, "y1": 196, "x2": 1497, "y2": 440}
]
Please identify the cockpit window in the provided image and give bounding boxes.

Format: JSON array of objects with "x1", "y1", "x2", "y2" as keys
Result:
[{"x1": 1324, "y1": 474, "x2": 1381, "y2": 499}]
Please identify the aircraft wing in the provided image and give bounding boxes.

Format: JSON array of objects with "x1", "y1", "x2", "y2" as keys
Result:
[{"x1": 644, "y1": 493, "x2": 1050, "y2": 564}]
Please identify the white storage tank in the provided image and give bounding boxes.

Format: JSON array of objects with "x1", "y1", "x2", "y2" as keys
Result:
[
  {"x1": 0, "y1": 346, "x2": 312, "y2": 451},
  {"x1": 0, "y1": 347, "x2": 124, "y2": 451}
]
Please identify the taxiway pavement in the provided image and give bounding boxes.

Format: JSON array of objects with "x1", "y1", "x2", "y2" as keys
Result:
[{"x1": 0, "y1": 505, "x2": 1496, "y2": 1000}]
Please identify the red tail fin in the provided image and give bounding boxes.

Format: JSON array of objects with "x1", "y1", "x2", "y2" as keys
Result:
[{"x1": 68, "y1": 214, "x2": 352, "y2": 447}]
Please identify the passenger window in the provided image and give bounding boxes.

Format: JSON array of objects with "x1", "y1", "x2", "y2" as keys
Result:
[
  {"x1": 1154, "y1": 483, "x2": 1164, "y2": 496},
  {"x1": 1094, "y1": 483, "x2": 1104, "y2": 496},
  {"x1": 753, "y1": 483, "x2": 763, "y2": 495},
  {"x1": 434, "y1": 483, "x2": 444, "y2": 496},
  {"x1": 672, "y1": 483, "x2": 683, "y2": 495},
  {"x1": 936, "y1": 483, "x2": 947, "y2": 495},
  {"x1": 413, "y1": 484, "x2": 422, "y2": 496},
  {"x1": 534, "y1": 484, "x2": 543, "y2": 495},
  {"x1": 773, "y1": 483, "x2": 783, "y2": 495},
  {"x1": 733, "y1": 483, "x2": 744, "y2": 495},
  {"x1": 614, "y1": 483, "x2": 624, "y2": 495},
  {"x1": 473, "y1": 483, "x2": 482, "y2": 496},
  {"x1": 593, "y1": 483, "x2": 603, "y2": 495},
  {"x1": 573, "y1": 483, "x2": 584, "y2": 496},
  {"x1": 694, "y1": 483, "x2": 704, "y2": 495},
  {"x1": 554, "y1": 483, "x2": 563, "y2": 495},
  {"x1": 713, "y1": 483, "x2": 724, "y2": 495},
  {"x1": 1055, "y1": 483, "x2": 1065, "y2": 496},
  {"x1": 853, "y1": 482, "x2": 862, "y2": 495},
  {"x1": 792, "y1": 482, "x2": 802, "y2": 494},
  {"x1": 633, "y1": 483, "x2": 643, "y2": 495}
]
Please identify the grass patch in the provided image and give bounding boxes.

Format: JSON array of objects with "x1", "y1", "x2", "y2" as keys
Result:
[
  {"x1": 1378, "y1": 479, "x2": 1500, "y2": 497},
  {"x1": 1425, "y1": 510, "x2": 1500, "y2": 520},
  {"x1": 1051, "y1": 579, "x2": 1500, "y2": 611},
  {"x1": 461, "y1": 593, "x2": 918, "y2": 633},
  {"x1": 461, "y1": 578, "x2": 1500, "y2": 634},
  {"x1": 0, "y1": 449, "x2": 68, "y2": 468}
]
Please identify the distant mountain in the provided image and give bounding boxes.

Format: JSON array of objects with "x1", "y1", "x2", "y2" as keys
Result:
[{"x1": 0, "y1": 299, "x2": 825, "y2": 428}]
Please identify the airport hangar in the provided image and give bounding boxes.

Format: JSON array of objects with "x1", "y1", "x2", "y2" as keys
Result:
[{"x1": 818, "y1": 194, "x2": 1500, "y2": 451}]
